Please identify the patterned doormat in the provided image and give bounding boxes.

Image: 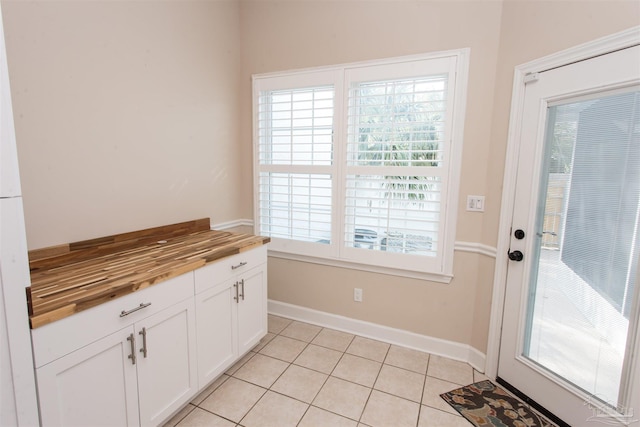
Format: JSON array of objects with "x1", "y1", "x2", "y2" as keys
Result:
[{"x1": 440, "y1": 380, "x2": 555, "y2": 427}]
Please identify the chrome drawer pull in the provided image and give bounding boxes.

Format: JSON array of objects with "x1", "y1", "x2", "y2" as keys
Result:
[
  {"x1": 231, "y1": 261, "x2": 247, "y2": 270},
  {"x1": 233, "y1": 282, "x2": 239, "y2": 303},
  {"x1": 127, "y1": 333, "x2": 136, "y2": 365},
  {"x1": 120, "y1": 302, "x2": 152, "y2": 317},
  {"x1": 240, "y1": 279, "x2": 245, "y2": 301},
  {"x1": 139, "y1": 327, "x2": 148, "y2": 358}
]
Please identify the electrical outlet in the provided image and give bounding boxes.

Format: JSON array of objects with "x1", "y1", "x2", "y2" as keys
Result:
[{"x1": 354, "y1": 288, "x2": 363, "y2": 302}]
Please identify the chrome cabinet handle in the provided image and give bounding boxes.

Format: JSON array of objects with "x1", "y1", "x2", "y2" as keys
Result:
[
  {"x1": 240, "y1": 279, "x2": 245, "y2": 301},
  {"x1": 231, "y1": 261, "x2": 248, "y2": 270},
  {"x1": 127, "y1": 333, "x2": 136, "y2": 365},
  {"x1": 139, "y1": 327, "x2": 148, "y2": 358},
  {"x1": 233, "y1": 282, "x2": 239, "y2": 303},
  {"x1": 120, "y1": 302, "x2": 151, "y2": 317}
]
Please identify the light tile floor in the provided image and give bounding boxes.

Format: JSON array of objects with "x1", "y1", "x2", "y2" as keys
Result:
[{"x1": 164, "y1": 315, "x2": 483, "y2": 427}]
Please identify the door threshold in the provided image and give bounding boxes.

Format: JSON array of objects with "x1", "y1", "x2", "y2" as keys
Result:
[{"x1": 496, "y1": 377, "x2": 570, "y2": 427}]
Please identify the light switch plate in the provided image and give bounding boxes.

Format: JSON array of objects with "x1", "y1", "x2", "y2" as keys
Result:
[{"x1": 467, "y1": 195, "x2": 485, "y2": 212}]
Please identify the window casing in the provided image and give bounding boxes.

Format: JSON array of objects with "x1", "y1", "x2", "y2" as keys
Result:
[{"x1": 253, "y1": 51, "x2": 469, "y2": 282}]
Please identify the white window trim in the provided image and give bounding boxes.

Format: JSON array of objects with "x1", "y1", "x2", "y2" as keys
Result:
[{"x1": 252, "y1": 49, "x2": 470, "y2": 283}]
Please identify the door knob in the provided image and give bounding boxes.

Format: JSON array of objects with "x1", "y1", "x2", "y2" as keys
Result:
[{"x1": 508, "y1": 250, "x2": 524, "y2": 262}]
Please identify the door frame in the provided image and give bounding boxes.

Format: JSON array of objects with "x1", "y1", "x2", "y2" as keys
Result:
[{"x1": 486, "y1": 26, "x2": 640, "y2": 384}]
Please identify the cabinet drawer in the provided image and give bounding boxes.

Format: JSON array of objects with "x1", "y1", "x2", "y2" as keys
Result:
[
  {"x1": 31, "y1": 272, "x2": 195, "y2": 368},
  {"x1": 195, "y1": 245, "x2": 267, "y2": 294}
]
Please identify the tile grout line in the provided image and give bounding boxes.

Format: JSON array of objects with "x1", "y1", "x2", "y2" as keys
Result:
[
  {"x1": 302, "y1": 325, "x2": 356, "y2": 424},
  {"x1": 177, "y1": 316, "x2": 475, "y2": 426},
  {"x1": 272, "y1": 319, "x2": 457, "y2": 426},
  {"x1": 415, "y1": 351, "x2": 432, "y2": 427},
  {"x1": 282, "y1": 322, "x2": 323, "y2": 427},
  {"x1": 357, "y1": 342, "x2": 391, "y2": 425},
  {"x1": 238, "y1": 318, "x2": 302, "y2": 426}
]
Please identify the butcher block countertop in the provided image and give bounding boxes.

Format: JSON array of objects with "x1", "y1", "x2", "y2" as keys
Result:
[{"x1": 27, "y1": 218, "x2": 270, "y2": 329}]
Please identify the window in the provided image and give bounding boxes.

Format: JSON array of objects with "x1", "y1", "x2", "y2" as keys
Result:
[{"x1": 253, "y1": 51, "x2": 469, "y2": 281}]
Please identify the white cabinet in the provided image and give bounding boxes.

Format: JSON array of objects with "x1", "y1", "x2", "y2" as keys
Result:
[
  {"x1": 136, "y1": 298, "x2": 197, "y2": 426},
  {"x1": 195, "y1": 245, "x2": 267, "y2": 388},
  {"x1": 195, "y1": 280, "x2": 236, "y2": 387},
  {"x1": 32, "y1": 244, "x2": 267, "y2": 426},
  {"x1": 36, "y1": 327, "x2": 140, "y2": 427},
  {"x1": 237, "y1": 265, "x2": 267, "y2": 355},
  {"x1": 32, "y1": 274, "x2": 198, "y2": 427}
]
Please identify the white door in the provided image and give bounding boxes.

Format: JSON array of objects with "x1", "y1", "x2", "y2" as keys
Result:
[
  {"x1": 499, "y1": 43, "x2": 640, "y2": 426},
  {"x1": 136, "y1": 299, "x2": 198, "y2": 427}
]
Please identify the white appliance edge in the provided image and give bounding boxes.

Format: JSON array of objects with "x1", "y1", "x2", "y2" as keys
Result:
[{"x1": 0, "y1": 2, "x2": 40, "y2": 424}]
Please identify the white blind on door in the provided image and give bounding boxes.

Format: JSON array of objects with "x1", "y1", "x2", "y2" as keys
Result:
[{"x1": 552, "y1": 90, "x2": 640, "y2": 319}]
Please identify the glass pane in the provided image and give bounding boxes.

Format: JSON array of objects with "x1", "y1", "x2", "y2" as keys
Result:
[
  {"x1": 258, "y1": 86, "x2": 334, "y2": 166},
  {"x1": 258, "y1": 172, "x2": 332, "y2": 243},
  {"x1": 347, "y1": 76, "x2": 446, "y2": 167},
  {"x1": 524, "y1": 89, "x2": 640, "y2": 410},
  {"x1": 344, "y1": 174, "x2": 440, "y2": 256}
]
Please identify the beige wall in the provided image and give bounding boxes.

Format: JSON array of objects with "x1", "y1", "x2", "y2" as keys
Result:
[
  {"x1": 483, "y1": 0, "x2": 640, "y2": 250},
  {"x1": 239, "y1": 0, "x2": 504, "y2": 245},
  {"x1": 3, "y1": 0, "x2": 638, "y2": 358},
  {"x1": 240, "y1": 0, "x2": 505, "y2": 353},
  {"x1": 2, "y1": 0, "x2": 242, "y2": 249},
  {"x1": 240, "y1": 0, "x2": 639, "y2": 355}
]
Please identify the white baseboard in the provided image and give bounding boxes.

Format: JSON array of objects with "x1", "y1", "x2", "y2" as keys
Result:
[{"x1": 268, "y1": 299, "x2": 486, "y2": 373}]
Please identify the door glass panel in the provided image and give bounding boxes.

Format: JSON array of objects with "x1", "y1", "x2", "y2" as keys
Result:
[{"x1": 523, "y1": 89, "x2": 640, "y2": 409}]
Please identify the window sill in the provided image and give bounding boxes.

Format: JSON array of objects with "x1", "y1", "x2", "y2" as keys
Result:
[{"x1": 267, "y1": 249, "x2": 454, "y2": 284}]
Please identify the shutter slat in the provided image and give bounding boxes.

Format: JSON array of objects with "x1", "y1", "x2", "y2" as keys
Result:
[
  {"x1": 344, "y1": 74, "x2": 447, "y2": 256},
  {"x1": 258, "y1": 85, "x2": 334, "y2": 167},
  {"x1": 258, "y1": 172, "x2": 332, "y2": 243}
]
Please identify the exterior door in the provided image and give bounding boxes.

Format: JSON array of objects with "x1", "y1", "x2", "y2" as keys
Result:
[{"x1": 498, "y1": 44, "x2": 640, "y2": 426}]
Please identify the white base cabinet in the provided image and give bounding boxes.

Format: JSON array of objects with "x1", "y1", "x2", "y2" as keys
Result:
[
  {"x1": 32, "y1": 245, "x2": 267, "y2": 426},
  {"x1": 35, "y1": 294, "x2": 197, "y2": 427},
  {"x1": 136, "y1": 299, "x2": 197, "y2": 426},
  {"x1": 236, "y1": 265, "x2": 267, "y2": 355},
  {"x1": 36, "y1": 327, "x2": 140, "y2": 427},
  {"x1": 195, "y1": 281, "x2": 237, "y2": 387},
  {"x1": 195, "y1": 245, "x2": 267, "y2": 388}
]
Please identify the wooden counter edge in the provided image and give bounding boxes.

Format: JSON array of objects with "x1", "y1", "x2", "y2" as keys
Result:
[
  {"x1": 28, "y1": 218, "x2": 211, "y2": 263},
  {"x1": 27, "y1": 225, "x2": 270, "y2": 329}
]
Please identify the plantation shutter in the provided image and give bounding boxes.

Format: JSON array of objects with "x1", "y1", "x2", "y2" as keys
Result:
[
  {"x1": 253, "y1": 51, "x2": 468, "y2": 278},
  {"x1": 256, "y1": 80, "x2": 335, "y2": 245},
  {"x1": 343, "y1": 58, "x2": 454, "y2": 264}
]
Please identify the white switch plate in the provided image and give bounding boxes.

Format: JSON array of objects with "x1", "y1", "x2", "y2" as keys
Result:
[
  {"x1": 467, "y1": 195, "x2": 485, "y2": 212},
  {"x1": 354, "y1": 288, "x2": 363, "y2": 302}
]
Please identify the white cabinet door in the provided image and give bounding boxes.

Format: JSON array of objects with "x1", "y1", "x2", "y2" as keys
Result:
[
  {"x1": 237, "y1": 265, "x2": 267, "y2": 355},
  {"x1": 195, "y1": 280, "x2": 237, "y2": 388},
  {"x1": 136, "y1": 298, "x2": 198, "y2": 427},
  {"x1": 36, "y1": 327, "x2": 140, "y2": 427}
]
